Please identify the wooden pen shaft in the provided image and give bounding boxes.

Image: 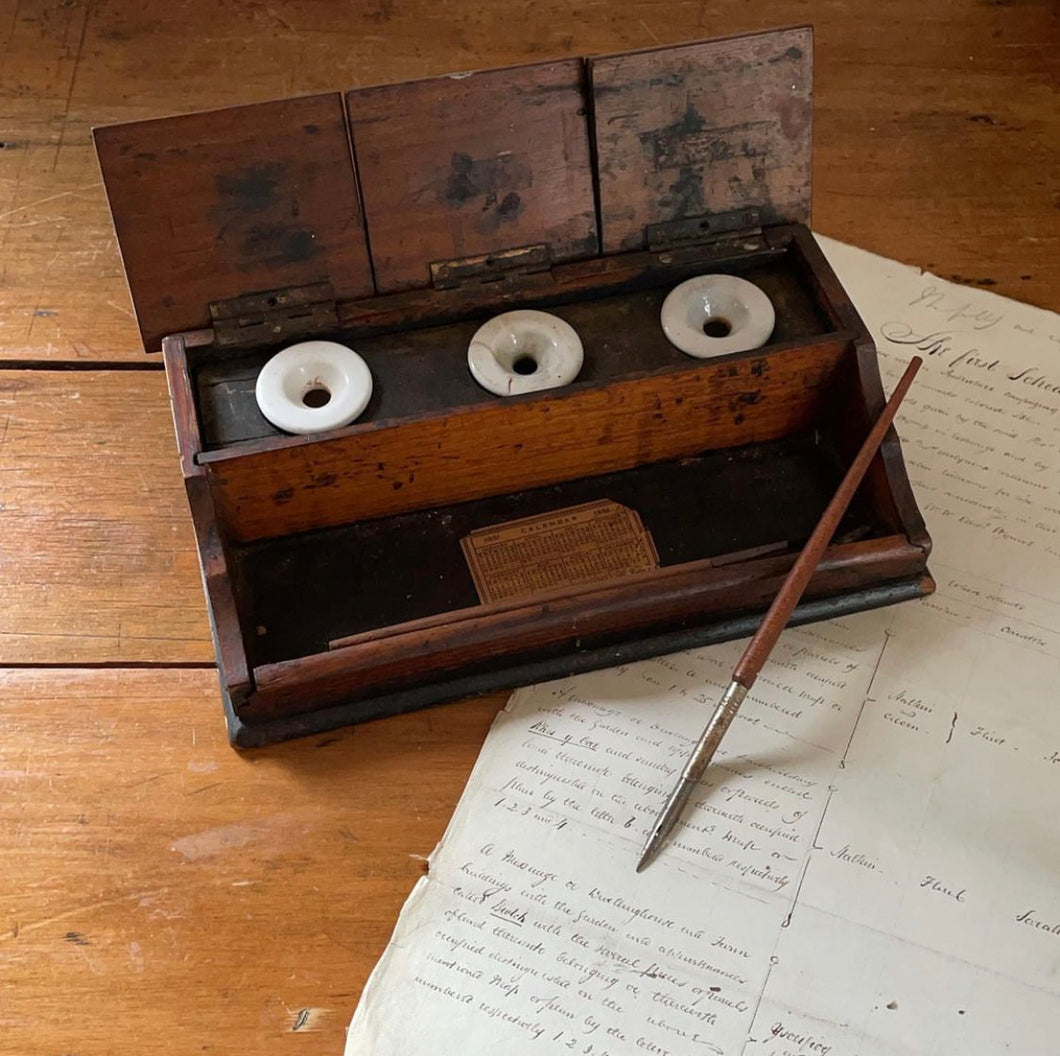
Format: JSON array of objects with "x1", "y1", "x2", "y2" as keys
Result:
[{"x1": 731, "y1": 357, "x2": 923, "y2": 687}]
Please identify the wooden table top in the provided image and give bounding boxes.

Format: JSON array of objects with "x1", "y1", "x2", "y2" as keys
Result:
[{"x1": 1, "y1": 2, "x2": 1056, "y2": 1052}]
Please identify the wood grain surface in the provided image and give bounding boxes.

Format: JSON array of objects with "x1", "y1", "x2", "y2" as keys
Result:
[
  {"x1": 348, "y1": 59, "x2": 597, "y2": 292},
  {"x1": 208, "y1": 339, "x2": 845, "y2": 543},
  {"x1": 94, "y1": 94, "x2": 374, "y2": 351},
  {"x1": 0, "y1": 668, "x2": 500, "y2": 1055},
  {"x1": 0, "y1": 369, "x2": 212, "y2": 662},
  {"x1": 1, "y1": 2, "x2": 1057, "y2": 1054},
  {"x1": 591, "y1": 27, "x2": 813, "y2": 252}
]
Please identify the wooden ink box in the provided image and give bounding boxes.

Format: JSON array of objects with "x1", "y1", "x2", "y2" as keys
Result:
[{"x1": 94, "y1": 26, "x2": 933, "y2": 746}]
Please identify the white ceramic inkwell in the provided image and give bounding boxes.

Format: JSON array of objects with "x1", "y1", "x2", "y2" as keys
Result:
[
  {"x1": 255, "y1": 340, "x2": 373, "y2": 435},
  {"x1": 660, "y1": 274, "x2": 775, "y2": 358},
  {"x1": 467, "y1": 309, "x2": 584, "y2": 397}
]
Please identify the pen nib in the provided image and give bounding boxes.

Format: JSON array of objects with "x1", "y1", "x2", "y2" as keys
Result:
[{"x1": 635, "y1": 837, "x2": 661, "y2": 873}]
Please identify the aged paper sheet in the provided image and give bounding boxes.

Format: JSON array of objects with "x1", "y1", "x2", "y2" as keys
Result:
[{"x1": 345, "y1": 239, "x2": 1060, "y2": 1055}]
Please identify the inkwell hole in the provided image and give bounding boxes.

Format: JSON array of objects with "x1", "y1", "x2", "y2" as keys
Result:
[
  {"x1": 303, "y1": 387, "x2": 331, "y2": 408},
  {"x1": 513, "y1": 356, "x2": 538, "y2": 376},
  {"x1": 703, "y1": 317, "x2": 732, "y2": 338}
]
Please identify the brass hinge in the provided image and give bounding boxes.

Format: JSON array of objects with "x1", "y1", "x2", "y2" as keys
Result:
[
  {"x1": 430, "y1": 243, "x2": 552, "y2": 291},
  {"x1": 646, "y1": 208, "x2": 764, "y2": 255},
  {"x1": 209, "y1": 282, "x2": 338, "y2": 350}
]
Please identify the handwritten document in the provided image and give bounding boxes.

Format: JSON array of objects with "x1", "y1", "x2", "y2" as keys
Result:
[{"x1": 345, "y1": 239, "x2": 1060, "y2": 1055}]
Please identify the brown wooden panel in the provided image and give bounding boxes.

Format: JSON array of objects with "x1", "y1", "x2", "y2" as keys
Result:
[
  {"x1": 0, "y1": 371, "x2": 211, "y2": 662},
  {"x1": 591, "y1": 27, "x2": 813, "y2": 253},
  {"x1": 347, "y1": 60, "x2": 598, "y2": 292},
  {"x1": 207, "y1": 338, "x2": 848, "y2": 544},
  {"x1": 93, "y1": 94, "x2": 374, "y2": 351},
  {"x1": 0, "y1": 667, "x2": 499, "y2": 1056}
]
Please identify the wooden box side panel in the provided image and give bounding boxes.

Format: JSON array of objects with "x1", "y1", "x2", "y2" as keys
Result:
[
  {"x1": 347, "y1": 59, "x2": 598, "y2": 293},
  {"x1": 93, "y1": 94, "x2": 374, "y2": 351},
  {"x1": 206, "y1": 338, "x2": 849, "y2": 544},
  {"x1": 591, "y1": 26, "x2": 813, "y2": 253}
]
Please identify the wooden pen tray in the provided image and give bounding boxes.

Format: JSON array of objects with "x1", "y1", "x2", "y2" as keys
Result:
[{"x1": 94, "y1": 27, "x2": 933, "y2": 744}]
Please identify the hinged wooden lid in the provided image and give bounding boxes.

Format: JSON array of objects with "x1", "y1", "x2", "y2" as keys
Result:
[
  {"x1": 94, "y1": 94, "x2": 374, "y2": 352},
  {"x1": 347, "y1": 59, "x2": 599, "y2": 294},
  {"x1": 590, "y1": 27, "x2": 813, "y2": 253},
  {"x1": 94, "y1": 30, "x2": 813, "y2": 350}
]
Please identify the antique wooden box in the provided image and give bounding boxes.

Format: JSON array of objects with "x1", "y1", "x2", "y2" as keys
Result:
[{"x1": 94, "y1": 26, "x2": 933, "y2": 746}]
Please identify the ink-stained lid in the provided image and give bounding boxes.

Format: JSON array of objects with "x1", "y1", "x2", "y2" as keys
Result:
[
  {"x1": 590, "y1": 26, "x2": 813, "y2": 253},
  {"x1": 347, "y1": 59, "x2": 599, "y2": 294},
  {"x1": 94, "y1": 94, "x2": 374, "y2": 352},
  {"x1": 93, "y1": 29, "x2": 812, "y2": 351}
]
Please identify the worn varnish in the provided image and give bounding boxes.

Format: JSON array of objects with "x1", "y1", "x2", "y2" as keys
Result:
[
  {"x1": 93, "y1": 95, "x2": 374, "y2": 351},
  {"x1": 347, "y1": 60, "x2": 598, "y2": 292},
  {"x1": 591, "y1": 27, "x2": 813, "y2": 252},
  {"x1": 207, "y1": 338, "x2": 846, "y2": 543}
]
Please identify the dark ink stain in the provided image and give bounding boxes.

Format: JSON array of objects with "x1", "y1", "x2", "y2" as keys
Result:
[
  {"x1": 273, "y1": 487, "x2": 295, "y2": 504},
  {"x1": 439, "y1": 152, "x2": 532, "y2": 235},
  {"x1": 648, "y1": 72, "x2": 686, "y2": 88},
  {"x1": 668, "y1": 104, "x2": 706, "y2": 139},
  {"x1": 302, "y1": 123, "x2": 320, "y2": 134},
  {"x1": 497, "y1": 191, "x2": 523, "y2": 220},
  {"x1": 292, "y1": 1008, "x2": 311, "y2": 1032},
  {"x1": 364, "y1": 0, "x2": 394, "y2": 23},
  {"x1": 768, "y1": 45, "x2": 803, "y2": 63},
  {"x1": 215, "y1": 162, "x2": 286, "y2": 214},
  {"x1": 0, "y1": 140, "x2": 20, "y2": 150},
  {"x1": 733, "y1": 413, "x2": 745, "y2": 425},
  {"x1": 392, "y1": 480, "x2": 404, "y2": 490},
  {"x1": 886, "y1": 1000, "x2": 898, "y2": 1010},
  {"x1": 445, "y1": 152, "x2": 479, "y2": 205},
  {"x1": 1020, "y1": 274, "x2": 1033, "y2": 280},
  {"x1": 64, "y1": 931, "x2": 90, "y2": 946},
  {"x1": 949, "y1": 274, "x2": 997, "y2": 287},
  {"x1": 969, "y1": 113, "x2": 996, "y2": 125},
  {"x1": 659, "y1": 165, "x2": 704, "y2": 220},
  {"x1": 134, "y1": 151, "x2": 156, "y2": 160},
  {"x1": 750, "y1": 360, "x2": 765, "y2": 378},
  {"x1": 239, "y1": 224, "x2": 317, "y2": 267}
]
